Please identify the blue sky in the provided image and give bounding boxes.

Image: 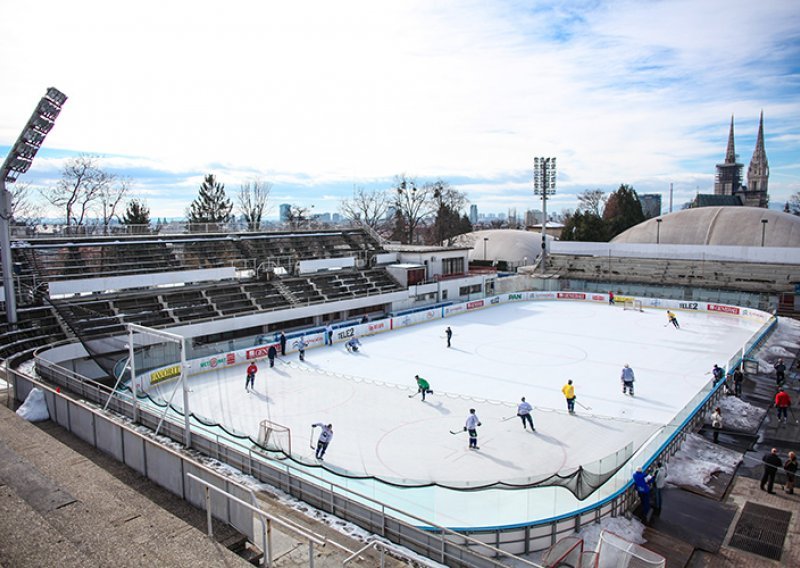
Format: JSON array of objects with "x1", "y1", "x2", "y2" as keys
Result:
[{"x1": 1, "y1": 0, "x2": 799, "y2": 220}]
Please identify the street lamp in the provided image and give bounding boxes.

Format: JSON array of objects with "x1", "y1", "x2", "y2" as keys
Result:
[
  {"x1": 656, "y1": 218, "x2": 662, "y2": 244},
  {"x1": 761, "y1": 219, "x2": 768, "y2": 247},
  {"x1": 533, "y1": 157, "x2": 557, "y2": 274},
  {"x1": 1, "y1": 87, "x2": 68, "y2": 327},
  {"x1": 483, "y1": 237, "x2": 488, "y2": 261}
]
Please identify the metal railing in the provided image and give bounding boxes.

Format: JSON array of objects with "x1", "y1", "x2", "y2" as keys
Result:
[{"x1": 186, "y1": 473, "x2": 325, "y2": 567}]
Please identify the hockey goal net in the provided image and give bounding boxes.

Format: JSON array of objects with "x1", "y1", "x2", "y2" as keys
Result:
[
  {"x1": 623, "y1": 300, "x2": 644, "y2": 312},
  {"x1": 541, "y1": 535, "x2": 583, "y2": 567},
  {"x1": 257, "y1": 419, "x2": 292, "y2": 457},
  {"x1": 594, "y1": 530, "x2": 665, "y2": 568}
]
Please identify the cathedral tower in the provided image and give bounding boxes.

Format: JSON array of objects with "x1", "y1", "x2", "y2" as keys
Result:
[
  {"x1": 714, "y1": 116, "x2": 743, "y2": 196},
  {"x1": 744, "y1": 111, "x2": 769, "y2": 208}
]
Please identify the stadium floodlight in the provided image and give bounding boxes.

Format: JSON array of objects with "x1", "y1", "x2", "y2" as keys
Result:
[
  {"x1": 0, "y1": 87, "x2": 67, "y2": 326},
  {"x1": 533, "y1": 157, "x2": 557, "y2": 273}
]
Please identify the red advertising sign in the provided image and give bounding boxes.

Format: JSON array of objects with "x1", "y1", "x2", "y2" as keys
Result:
[
  {"x1": 707, "y1": 303, "x2": 740, "y2": 315},
  {"x1": 557, "y1": 292, "x2": 586, "y2": 300},
  {"x1": 247, "y1": 346, "x2": 269, "y2": 359},
  {"x1": 467, "y1": 300, "x2": 485, "y2": 310},
  {"x1": 226, "y1": 353, "x2": 236, "y2": 365}
]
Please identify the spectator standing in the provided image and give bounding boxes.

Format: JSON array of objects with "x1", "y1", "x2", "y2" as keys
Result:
[
  {"x1": 632, "y1": 467, "x2": 652, "y2": 519},
  {"x1": 651, "y1": 461, "x2": 668, "y2": 512},
  {"x1": 761, "y1": 448, "x2": 782, "y2": 494},
  {"x1": 775, "y1": 387, "x2": 791, "y2": 423},
  {"x1": 267, "y1": 344, "x2": 277, "y2": 368},
  {"x1": 710, "y1": 407, "x2": 722, "y2": 443},
  {"x1": 732, "y1": 368, "x2": 744, "y2": 397},
  {"x1": 785, "y1": 451, "x2": 797, "y2": 495},
  {"x1": 774, "y1": 358, "x2": 787, "y2": 386}
]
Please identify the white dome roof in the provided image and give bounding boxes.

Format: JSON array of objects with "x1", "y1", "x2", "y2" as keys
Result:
[
  {"x1": 453, "y1": 229, "x2": 550, "y2": 263},
  {"x1": 611, "y1": 207, "x2": 800, "y2": 247}
]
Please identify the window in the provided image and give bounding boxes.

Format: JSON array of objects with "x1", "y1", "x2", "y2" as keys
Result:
[{"x1": 442, "y1": 257, "x2": 464, "y2": 276}]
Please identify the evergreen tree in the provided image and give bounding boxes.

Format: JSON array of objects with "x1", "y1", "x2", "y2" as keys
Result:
[
  {"x1": 561, "y1": 210, "x2": 609, "y2": 242},
  {"x1": 603, "y1": 184, "x2": 645, "y2": 239},
  {"x1": 120, "y1": 199, "x2": 151, "y2": 233},
  {"x1": 187, "y1": 174, "x2": 233, "y2": 227}
]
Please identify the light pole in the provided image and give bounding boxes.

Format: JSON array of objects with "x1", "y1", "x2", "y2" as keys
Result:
[
  {"x1": 483, "y1": 237, "x2": 488, "y2": 261},
  {"x1": 656, "y1": 218, "x2": 662, "y2": 244},
  {"x1": 533, "y1": 157, "x2": 557, "y2": 274},
  {"x1": 761, "y1": 219, "x2": 768, "y2": 247},
  {"x1": 1, "y1": 87, "x2": 68, "y2": 327}
]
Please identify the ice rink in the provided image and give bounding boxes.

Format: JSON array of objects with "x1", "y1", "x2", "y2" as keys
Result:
[{"x1": 145, "y1": 300, "x2": 763, "y2": 526}]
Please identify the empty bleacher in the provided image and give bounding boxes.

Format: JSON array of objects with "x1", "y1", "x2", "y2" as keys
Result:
[
  {"x1": 1, "y1": 228, "x2": 401, "y2": 361},
  {"x1": 547, "y1": 254, "x2": 800, "y2": 294},
  {"x1": 0, "y1": 306, "x2": 67, "y2": 360}
]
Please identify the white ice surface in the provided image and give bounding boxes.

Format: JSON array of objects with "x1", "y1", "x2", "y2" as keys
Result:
[{"x1": 144, "y1": 300, "x2": 764, "y2": 527}]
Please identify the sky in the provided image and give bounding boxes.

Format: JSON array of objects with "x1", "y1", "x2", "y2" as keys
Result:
[{"x1": 1, "y1": 0, "x2": 799, "y2": 221}]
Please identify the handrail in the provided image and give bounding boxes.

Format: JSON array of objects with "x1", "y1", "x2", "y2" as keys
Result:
[{"x1": 186, "y1": 472, "x2": 326, "y2": 567}]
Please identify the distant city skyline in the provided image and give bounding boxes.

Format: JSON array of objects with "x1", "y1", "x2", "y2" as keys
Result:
[{"x1": 2, "y1": 1, "x2": 798, "y2": 221}]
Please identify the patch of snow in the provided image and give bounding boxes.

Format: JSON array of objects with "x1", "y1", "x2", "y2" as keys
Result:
[
  {"x1": 667, "y1": 433, "x2": 741, "y2": 494},
  {"x1": 717, "y1": 396, "x2": 766, "y2": 432}
]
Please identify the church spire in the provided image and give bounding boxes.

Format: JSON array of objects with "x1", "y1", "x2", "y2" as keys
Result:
[
  {"x1": 746, "y1": 110, "x2": 769, "y2": 206},
  {"x1": 724, "y1": 114, "x2": 736, "y2": 164}
]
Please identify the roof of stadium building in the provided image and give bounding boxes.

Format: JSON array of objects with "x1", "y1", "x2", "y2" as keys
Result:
[{"x1": 612, "y1": 206, "x2": 800, "y2": 247}]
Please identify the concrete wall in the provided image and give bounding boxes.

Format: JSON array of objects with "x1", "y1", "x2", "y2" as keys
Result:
[{"x1": 553, "y1": 241, "x2": 800, "y2": 264}]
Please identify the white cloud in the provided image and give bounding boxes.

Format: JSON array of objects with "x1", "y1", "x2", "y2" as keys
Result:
[{"x1": 1, "y1": 0, "x2": 798, "y2": 218}]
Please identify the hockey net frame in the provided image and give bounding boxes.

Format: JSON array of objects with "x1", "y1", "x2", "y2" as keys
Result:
[
  {"x1": 594, "y1": 529, "x2": 665, "y2": 568},
  {"x1": 257, "y1": 418, "x2": 292, "y2": 457},
  {"x1": 623, "y1": 299, "x2": 644, "y2": 312}
]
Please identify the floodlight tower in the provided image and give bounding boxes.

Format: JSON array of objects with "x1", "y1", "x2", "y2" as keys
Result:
[
  {"x1": 533, "y1": 157, "x2": 556, "y2": 274},
  {"x1": 0, "y1": 87, "x2": 67, "y2": 326}
]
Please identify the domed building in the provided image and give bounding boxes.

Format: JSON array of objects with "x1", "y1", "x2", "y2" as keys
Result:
[
  {"x1": 611, "y1": 207, "x2": 800, "y2": 247},
  {"x1": 452, "y1": 229, "x2": 550, "y2": 265}
]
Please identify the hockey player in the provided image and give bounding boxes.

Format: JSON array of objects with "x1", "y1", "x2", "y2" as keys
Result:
[
  {"x1": 666, "y1": 310, "x2": 680, "y2": 329},
  {"x1": 464, "y1": 408, "x2": 481, "y2": 449},
  {"x1": 621, "y1": 364, "x2": 635, "y2": 396},
  {"x1": 245, "y1": 361, "x2": 258, "y2": 391},
  {"x1": 297, "y1": 336, "x2": 307, "y2": 361},
  {"x1": 325, "y1": 324, "x2": 333, "y2": 345},
  {"x1": 415, "y1": 375, "x2": 433, "y2": 401},
  {"x1": 267, "y1": 344, "x2": 277, "y2": 368},
  {"x1": 711, "y1": 364, "x2": 724, "y2": 386},
  {"x1": 562, "y1": 380, "x2": 576, "y2": 414},
  {"x1": 517, "y1": 397, "x2": 535, "y2": 431},
  {"x1": 312, "y1": 423, "x2": 333, "y2": 460},
  {"x1": 445, "y1": 326, "x2": 453, "y2": 348},
  {"x1": 608, "y1": 291, "x2": 615, "y2": 305},
  {"x1": 345, "y1": 337, "x2": 361, "y2": 353}
]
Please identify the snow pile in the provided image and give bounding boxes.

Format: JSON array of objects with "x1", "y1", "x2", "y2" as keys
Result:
[
  {"x1": 578, "y1": 515, "x2": 647, "y2": 552},
  {"x1": 16, "y1": 387, "x2": 50, "y2": 422},
  {"x1": 717, "y1": 396, "x2": 766, "y2": 432},
  {"x1": 667, "y1": 433, "x2": 741, "y2": 494}
]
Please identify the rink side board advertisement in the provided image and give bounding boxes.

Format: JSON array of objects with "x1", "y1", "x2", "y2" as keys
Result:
[{"x1": 137, "y1": 293, "x2": 774, "y2": 392}]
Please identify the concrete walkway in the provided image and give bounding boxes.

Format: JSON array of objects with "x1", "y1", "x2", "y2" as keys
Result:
[{"x1": 0, "y1": 401, "x2": 405, "y2": 568}]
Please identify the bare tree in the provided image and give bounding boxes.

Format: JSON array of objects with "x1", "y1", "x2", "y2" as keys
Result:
[
  {"x1": 237, "y1": 178, "x2": 273, "y2": 231},
  {"x1": 9, "y1": 182, "x2": 42, "y2": 225},
  {"x1": 787, "y1": 192, "x2": 800, "y2": 216},
  {"x1": 392, "y1": 175, "x2": 437, "y2": 244},
  {"x1": 286, "y1": 205, "x2": 312, "y2": 229},
  {"x1": 340, "y1": 185, "x2": 390, "y2": 231},
  {"x1": 41, "y1": 155, "x2": 115, "y2": 226},
  {"x1": 99, "y1": 177, "x2": 131, "y2": 228},
  {"x1": 577, "y1": 189, "x2": 607, "y2": 216}
]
